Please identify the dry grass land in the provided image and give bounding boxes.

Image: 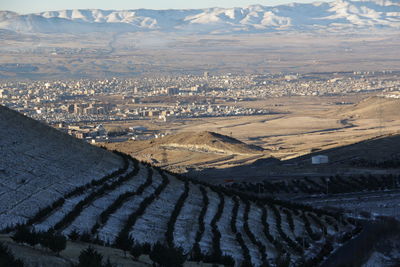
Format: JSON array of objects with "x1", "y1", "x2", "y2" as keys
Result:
[
  {"x1": 104, "y1": 131, "x2": 265, "y2": 172},
  {"x1": 102, "y1": 94, "x2": 400, "y2": 179}
]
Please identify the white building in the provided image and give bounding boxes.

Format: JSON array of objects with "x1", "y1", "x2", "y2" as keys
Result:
[{"x1": 312, "y1": 155, "x2": 329, "y2": 165}]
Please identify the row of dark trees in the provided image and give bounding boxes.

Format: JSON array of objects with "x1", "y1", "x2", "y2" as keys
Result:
[
  {"x1": 52, "y1": 157, "x2": 139, "y2": 232},
  {"x1": 260, "y1": 206, "x2": 285, "y2": 254},
  {"x1": 351, "y1": 158, "x2": 400, "y2": 168},
  {"x1": 91, "y1": 165, "x2": 152, "y2": 235},
  {"x1": 163, "y1": 164, "x2": 233, "y2": 265},
  {"x1": 132, "y1": 157, "x2": 362, "y2": 266},
  {"x1": 4, "y1": 150, "x2": 364, "y2": 267},
  {"x1": 231, "y1": 197, "x2": 252, "y2": 266},
  {"x1": 183, "y1": 171, "x2": 361, "y2": 266},
  {"x1": 243, "y1": 200, "x2": 269, "y2": 266},
  {"x1": 226, "y1": 174, "x2": 400, "y2": 195},
  {"x1": 75, "y1": 246, "x2": 113, "y2": 267},
  {"x1": 75, "y1": 242, "x2": 187, "y2": 267},
  {"x1": 187, "y1": 187, "x2": 235, "y2": 266},
  {"x1": 301, "y1": 213, "x2": 322, "y2": 241},
  {"x1": 190, "y1": 186, "x2": 208, "y2": 262},
  {"x1": 165, "y1": 181, "x2": 190, "y2": 248},
  {"x1": 282, "y1": 208, "x2": 295, "y2": 232},
  {"x1": 115, "y1": 169, "x2": 169, "y2": 253},
  {"x1": 165, "y1": 163, "x2": 352, "y2": 224},
  {"x1": 308, "y1": 213, "x2": 327, "y2": 237},
  {"x1": 208, "y1": 190, "x2": 225, "y2": 262},
  {"x1": 11, "y1": 226, "x2": 66, "y2": 254},
  {"x1": 268, "y1": 203, "x2": 303, "y2": 255},
  {"x1": 126, "y1": 241, "x2": 188, "y2": 267},
  {"x1": 217, "y1": 176, "x2": 363, "y2": 266}
]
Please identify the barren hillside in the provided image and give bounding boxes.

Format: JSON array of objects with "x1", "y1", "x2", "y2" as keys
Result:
[
  {"x1": 0, "y1": 105, "x2": 122, "y2": 227},
  {"x1": 104, "y1": 131, "x2": 266, "y2": 171}
]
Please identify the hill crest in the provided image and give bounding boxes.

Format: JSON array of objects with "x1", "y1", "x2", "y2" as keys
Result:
[{"x1": 157, "y1": 131, "x2": 264, "y2": 155}]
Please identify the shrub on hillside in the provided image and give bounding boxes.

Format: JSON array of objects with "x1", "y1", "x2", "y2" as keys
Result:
[
  {"x1": 11, "y1": 226, "x2": 37, "y2": 246},
  {"x1": 76, "y1": 246, "x2": 105, "y2": 267},
  {"x1": 37, "y1": 231, "x2": 67, "y2": 254},
  {"x1": 149, "y1": 243, "x2": 186, "y2": 267},
  {"x1": 68, "y1": 229, "x2": 80, "y2": 241},
  {"x1": 12, "y1": 227, "x2": 66, "y2": 254},
  {"x1": 129, "y1": 242, "x2": 144, "y2": 259}
]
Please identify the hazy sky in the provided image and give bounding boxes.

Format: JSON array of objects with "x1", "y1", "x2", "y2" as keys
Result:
[{"x1": 1, "y1": 0, "x2": 318, "y2": 14}]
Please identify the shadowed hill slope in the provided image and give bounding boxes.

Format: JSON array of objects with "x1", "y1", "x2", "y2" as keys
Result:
[{"x1": 0, "y1": 105, "x2": 123, "y2": 227}]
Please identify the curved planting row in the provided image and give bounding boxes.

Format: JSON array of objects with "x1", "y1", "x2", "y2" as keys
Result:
[
  {"x1": 114, "y1": 169, "x2": 169, "y2": 251},
  {"x1": 260, "y1": 206, "x2": 285, "y2": 254},
  {"x1": 243, "y1": 200, "x2": 269, "y2": 266},
  {"x1": 91, "y1": 165, "x2": 153, "y2": 235},
  {"x1": 190, "y1": 186, "x2": 209, "y2": 261},
  {"x1": 2, "y1": 152, "x2": 130, "y2": 233},
  {"x1": 282, "y1": 208, "x2": 295, "y2": 233},
  {"x1": 166, "y1": 181, "x2": 190, "y2": 248},
  {"x1": 307, "y1": 213, "x2": 327, "y2": 237},
  {"x1": 268, "y1": 203, "x2": 303, "y2": 255},
  {"x1": 207, "y1": 190, "x2": 225, "y2": 262},
  {"x1": 52, "y1": 158, "x2": 139, "y2": 232},
  {"x1": 1, "y1": 147, "x2": 367, "y2": 267},
  {"x1": 231, "y1": 197, "x2": 252, "y2": 265},
  {"x1": 301, "y1": 212, "x2": 321, "y2": 241}
]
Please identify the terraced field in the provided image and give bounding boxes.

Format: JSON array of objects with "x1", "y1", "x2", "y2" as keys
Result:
[
  {"x1": 0, "y1": 105, "x2": 363, "y2": 266},
  {"x1": 2, "y1": 155, "x2": 362, "y2": 265}
]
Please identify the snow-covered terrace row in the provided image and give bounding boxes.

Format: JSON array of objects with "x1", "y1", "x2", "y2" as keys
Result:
[
  {"x1": 97, "y1": 168, "x2": 164, "y2": 244},
  {"x1": 198, "y1": 188, "x2": 220, "y2": 254},
  {"x1": 0, "y1": 106, "x2": 124, "y2": 230},
  {"x1": 217, "y1": 196, "x2": 242, "y2": 260},
  {"x1": 62, "y1": 163, "x2": 147, "y2": 236},
  {"x1": 173, "y1": 184, "x2": 204, "y2": 253},
  {"x1": 129, "y1": 174, "x2": 186, "y2": 245}
]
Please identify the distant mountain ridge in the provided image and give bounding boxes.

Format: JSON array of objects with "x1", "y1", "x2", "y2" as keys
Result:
[{"x1": 0, "y1": 0, "x2": 399, "y2": 34}]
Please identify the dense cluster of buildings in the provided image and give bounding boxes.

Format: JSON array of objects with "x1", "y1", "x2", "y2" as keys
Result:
[{"x1": 1, "y1": 71, "x2": 399, "y2": 127}]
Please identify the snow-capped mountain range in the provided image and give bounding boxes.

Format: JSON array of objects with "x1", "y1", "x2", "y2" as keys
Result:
[{"x1": 0, "y1": 0, "x2": 399, "y2": 34}]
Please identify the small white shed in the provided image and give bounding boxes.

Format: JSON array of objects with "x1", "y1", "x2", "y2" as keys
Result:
[{"x1": 312, "y1": 155, "x2": 329, "y2": 165}]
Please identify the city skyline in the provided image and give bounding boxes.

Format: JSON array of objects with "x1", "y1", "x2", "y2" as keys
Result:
[{"x1": 2, "y1": 0, "x2": 320, "y2": 14}]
